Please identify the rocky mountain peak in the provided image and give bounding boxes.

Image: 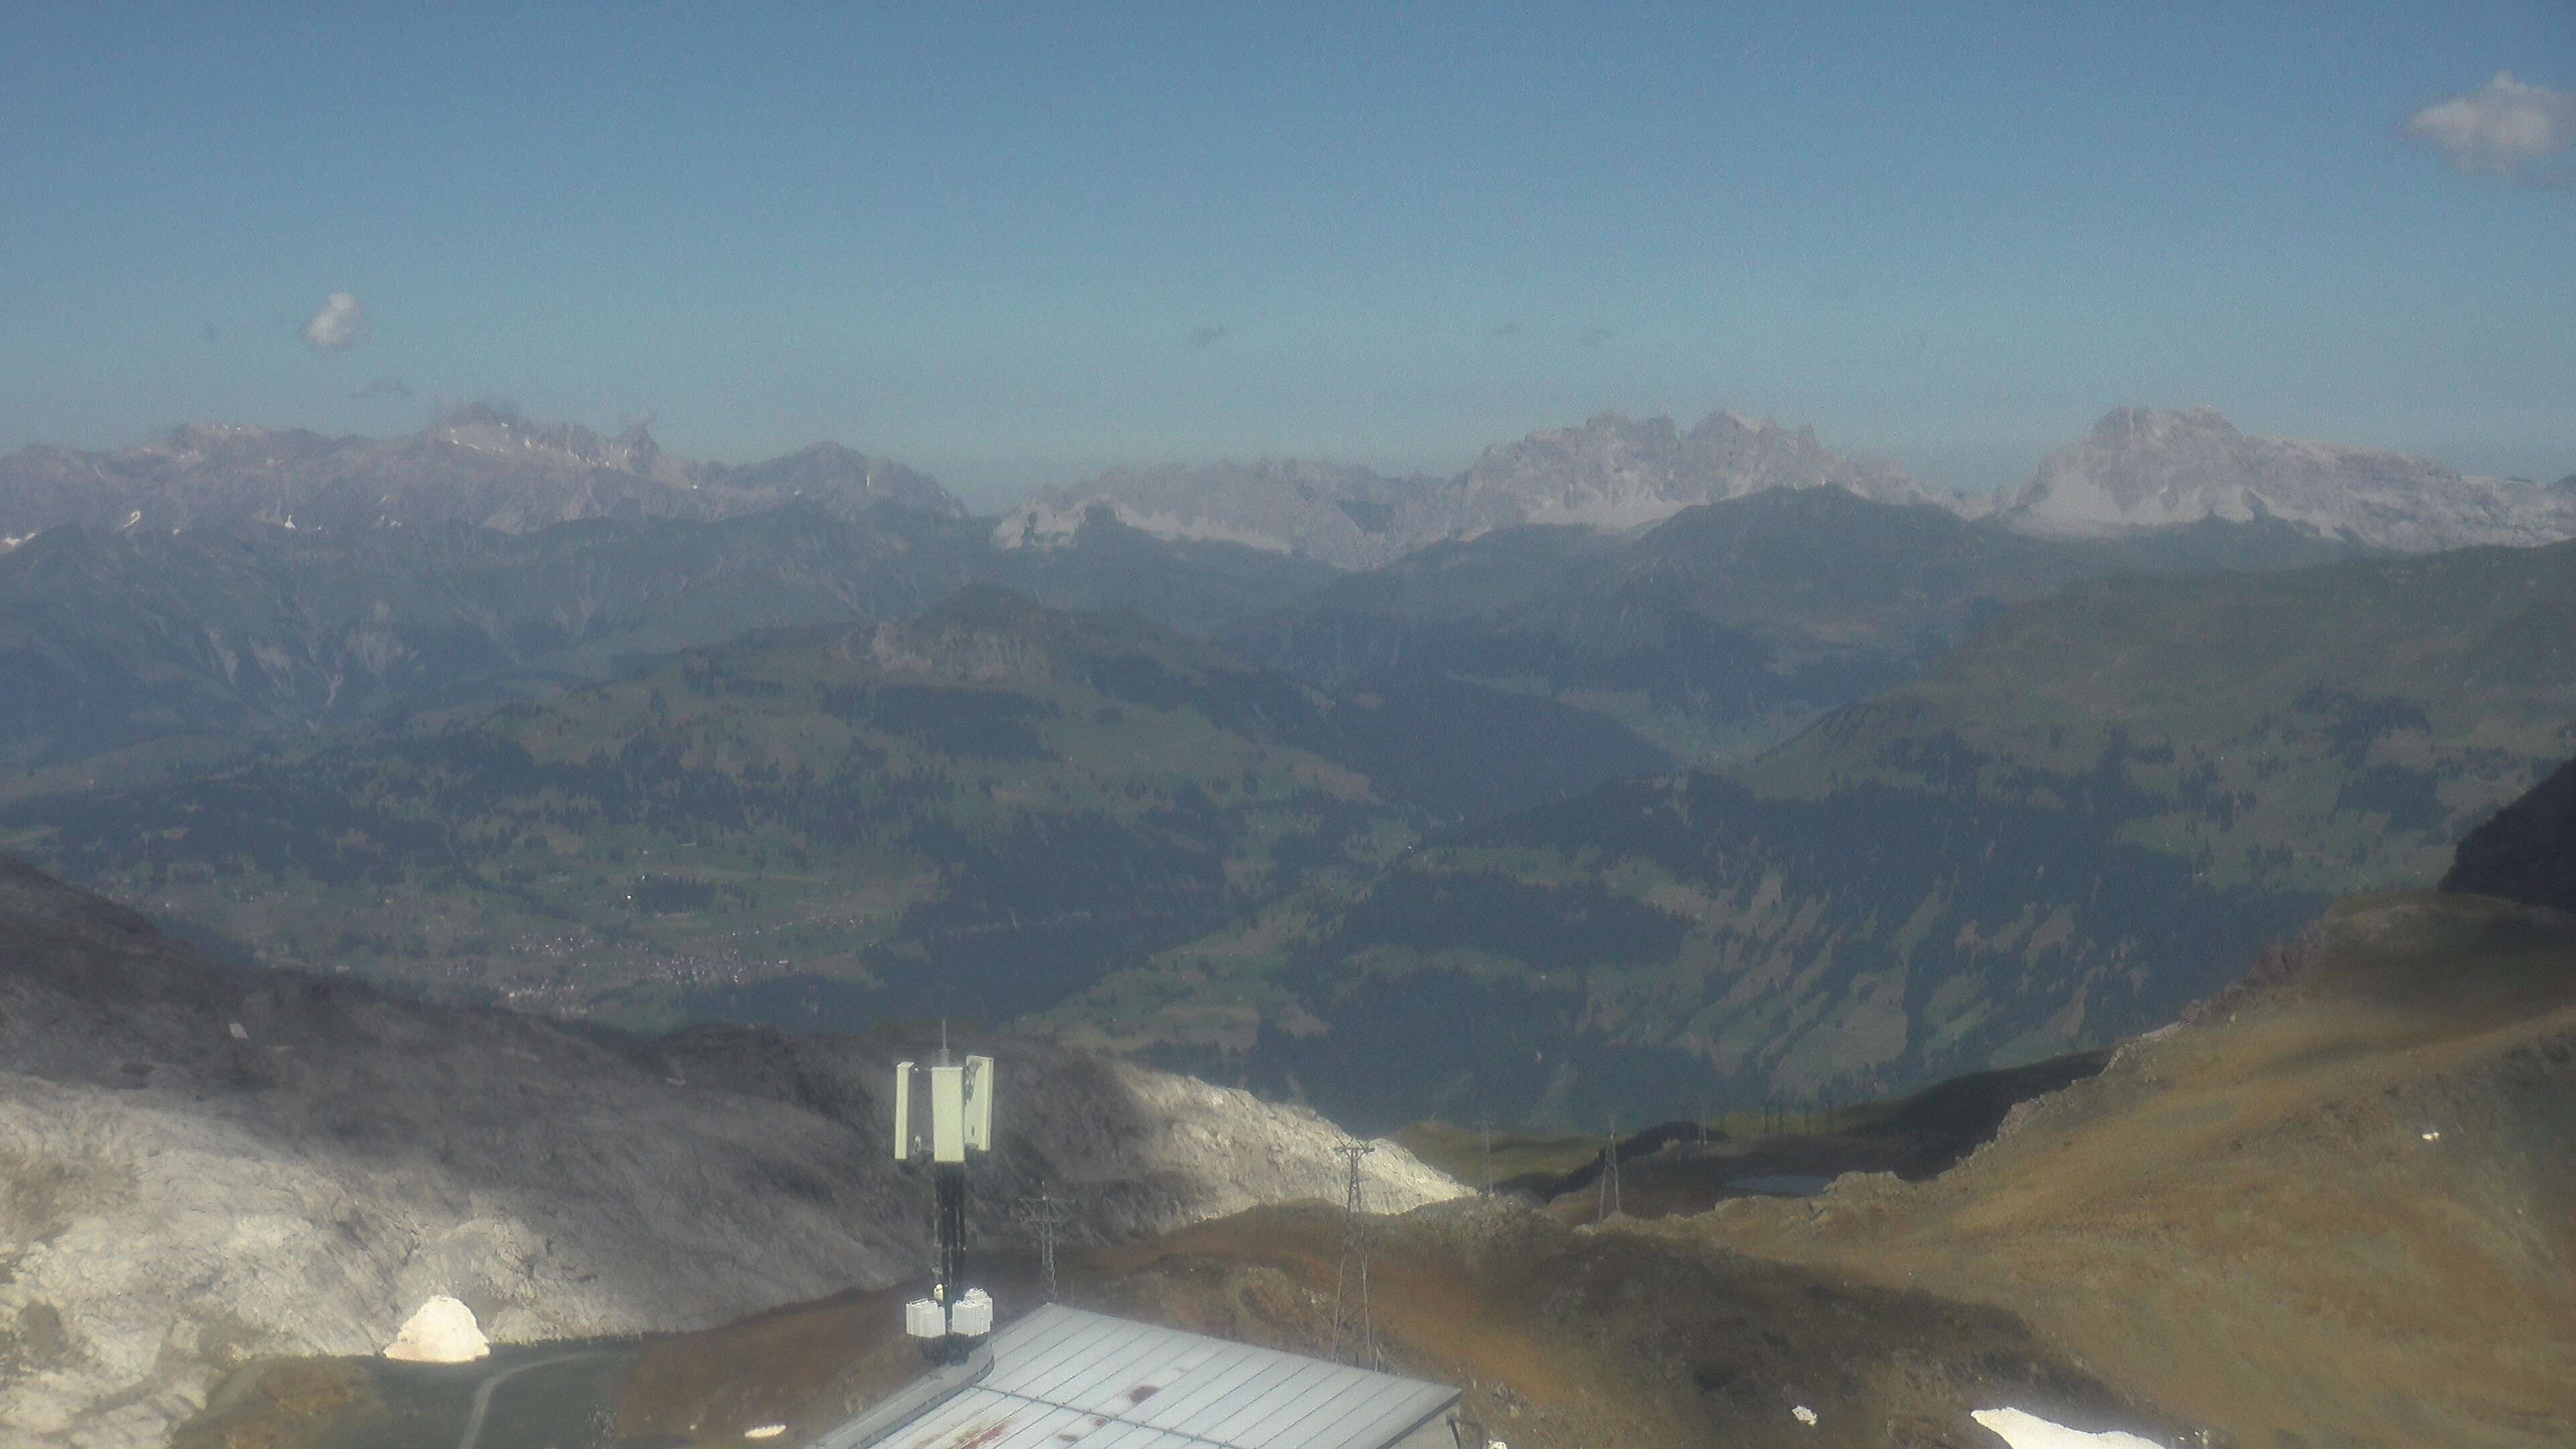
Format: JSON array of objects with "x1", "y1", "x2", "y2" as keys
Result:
[
  {"x1": 0, "y1": 415, "x2": 962, "y2": 537},
  {"x1": 2000, "y1": 407, "x2": 2576, "y2": 552},
  {"x1": 997, "y1": 408, "x2": 1968, "y2": 570}
]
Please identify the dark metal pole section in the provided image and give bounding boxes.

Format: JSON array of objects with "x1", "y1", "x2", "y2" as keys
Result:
[
  {"x1": 936, "y1": 1165, "x2": 967, "y2": 1309},
  {"x1": 924, "y1": 1162, "x2": 970, "y2": 1364}
]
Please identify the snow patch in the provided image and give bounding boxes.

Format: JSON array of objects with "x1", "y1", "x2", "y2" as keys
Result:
[{"x1": 1971, "y1": 1407, "x2": 2162, "y2": 1447}]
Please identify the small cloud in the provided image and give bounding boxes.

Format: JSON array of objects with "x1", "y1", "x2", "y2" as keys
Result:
[
  {"x1": 1491, "y1": 320, "x2": 1525, "y2": 338},
  {"x1": 301, "y1": 291, "x2": 370, "y2": 354},
  {"x1": 621, "y1": 407, "x2": 659, "y2": 431},
  {"x1": 351, "y1": 376, "x2": 413, "y2": 400},
  {"x1": 1185, "y1": 323, "x2": 1228, "y2": 349},
  {"x1": 2402, "y1": 72, "x2": 2575, "y2": 187},
  {"x1": 1579, "y1": 325, "x2": 1613, "y2": 346}
]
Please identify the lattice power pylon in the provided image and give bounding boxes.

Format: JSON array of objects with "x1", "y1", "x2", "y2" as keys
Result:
[
  {"x1": 1328, "y1": 1142, "x2": 1379, "y2": 1368},
  {"x1": 1597, "y1": 1116, "x2": 1622, "y2": 1222},
  {"x1": 1016, "y1": 1187, "x2": 1070, "y2": 1303}
]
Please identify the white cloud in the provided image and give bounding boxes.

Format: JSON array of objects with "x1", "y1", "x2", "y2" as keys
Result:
[
  {"x1": 301, "y1": 291, "x2": 370, "y2": 354},
  {"x1": 2402, "y1": 72, "x2": 2575, "y2": 186}
]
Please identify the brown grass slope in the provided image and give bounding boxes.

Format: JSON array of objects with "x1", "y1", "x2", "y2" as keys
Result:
[{"x1": 1676, "y1": 892, "x2": 2576, "y2": 1448}]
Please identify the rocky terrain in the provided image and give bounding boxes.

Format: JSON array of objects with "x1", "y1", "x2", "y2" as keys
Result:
[
  {"x1": 1006, "y1": 405, "x2": 2576, "y2": 570},
  {"x1": 0, "y1": 855, "x2": 1459, "y2": 1448},
  {"x1": 0, "y1": 407, "x2": 961, "y2": 541},
  {"x1": 996, "y1": 411, "x2": 1961, "y2": 570},
  {"x1": 1999, "y1": 405, "x2": 2576, "y2": 551}
]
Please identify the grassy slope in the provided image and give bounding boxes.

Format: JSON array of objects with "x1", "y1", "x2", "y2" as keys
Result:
[
  {"x1": 1754, "y1": 541, "x2": 2576, "y2": 894},
  {"x1": 1677, "y1": 892, "x2": 2576, "y2": 1448}
]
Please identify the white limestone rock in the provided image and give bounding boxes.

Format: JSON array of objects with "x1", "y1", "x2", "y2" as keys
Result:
[{"x1": 382, "y1": 1295, "x2": 490, "y2": 1363}]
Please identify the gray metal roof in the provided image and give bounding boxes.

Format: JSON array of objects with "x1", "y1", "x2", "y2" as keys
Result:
[{"x1": 849, "y1": 1305, "x2": 1457, "y2": 1449}]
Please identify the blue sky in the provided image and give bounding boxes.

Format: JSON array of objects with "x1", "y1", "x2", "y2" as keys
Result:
[{"x1": 3, "y1": 3, "x2": 2570, "y2": 504}]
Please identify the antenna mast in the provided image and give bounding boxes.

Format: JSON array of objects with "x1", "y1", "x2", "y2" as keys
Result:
[{"x1": 894, "y1": 1046, "x2": 996, "y2": 1362}]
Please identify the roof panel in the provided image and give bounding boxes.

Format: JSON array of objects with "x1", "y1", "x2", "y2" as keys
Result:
[
  {"x1": 1198, "y1": 1356, "x2": 1355, "y2": 1444},
  {"x1": 1126, "y1": 1342, "x2": 1272, "y2": 1431},
  {"x1": 1001, "y1": 1318, "x2": 1157, "y2": 1401},
  {"x1": 850, "y1": 1306, "x2": 1456, "y2": 1449},
  {"x1": 1243, "y1": 1371, "x2": 1389, "y2": 1449},
  {"x1": 1275, "y1": 1376, "x2": 1454, "y2": 1449}
]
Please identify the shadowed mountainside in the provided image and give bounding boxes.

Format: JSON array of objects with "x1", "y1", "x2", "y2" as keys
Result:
[{"x1": 2445, "y1": 751, "x2": 2576, "y2": 913}]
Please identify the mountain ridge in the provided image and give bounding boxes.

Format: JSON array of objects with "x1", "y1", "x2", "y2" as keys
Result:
[
  {"x1": 996, "y1": 410, "x2": 1966, "y2": 570},
  {"x1": 0, "y1": 408, "x2": 965, "y2": 539},
  {"x1": 1001, "y1": 405, "x2": 2576, "y2": 570},
  {"x1": 2000, "y1": 405, "x2": 2576, "y2": 550}
]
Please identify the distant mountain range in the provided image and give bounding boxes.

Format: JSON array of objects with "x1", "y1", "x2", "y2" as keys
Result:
[
  {"x1": 1998, "y1": 405, "x2": 2576, "y2": 551},
  {"x1": 0, "y1": 404, "x2": 962, "y2": 539},
  {"x1": 11, "y1": 403, "x2": 2561, "y2": 566},
  {"x1": 996, "y1": 411, "x2": 1957, "y2": 570},
  {"x1": 7, "y1": 399, "x2": 2573, "y2": 1136},
  {"x1": 998, "y1": 405, "x2": 2575, "y2": 566}
]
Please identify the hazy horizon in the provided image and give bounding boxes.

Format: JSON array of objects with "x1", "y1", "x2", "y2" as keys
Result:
[{"x1": 5, "y1": 3, "x2": 2571, "y2": 507}]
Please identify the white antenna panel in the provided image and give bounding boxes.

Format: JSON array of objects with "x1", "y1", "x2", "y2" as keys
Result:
[
  {"x1": 894, "y1": 1053, "x2": 995, "y2": 1164},
  {"x1": 930, "y1": 1064, "x2": 966, "y2": 1161},
  {"x1": 963, "y1": 1055, "x2": 994, "y2": 1151},
  {"x1": 892, "y1": 1059, "x2": 917, "y2": 1162}
]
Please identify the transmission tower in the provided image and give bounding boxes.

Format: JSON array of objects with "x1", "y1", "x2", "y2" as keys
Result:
[
  {"x1": 1597, "y1": 1116, "x2": 1621, "y2": 1222},
  {"x1": 1016, "y1": 1187, "x2": 1069, "y2": 1303},
  {"x1": 1329, "y1": 1142, "x2": 1379, "y2": 1368}
]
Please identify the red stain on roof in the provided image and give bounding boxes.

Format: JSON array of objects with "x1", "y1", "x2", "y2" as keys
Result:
[
  {"x1": 1126, "y1": 1384, "x2": 1161, "y2": 1403},
  {"x1": 938, "y1": 1417, "x2": 1020, "y2": 1449}
]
